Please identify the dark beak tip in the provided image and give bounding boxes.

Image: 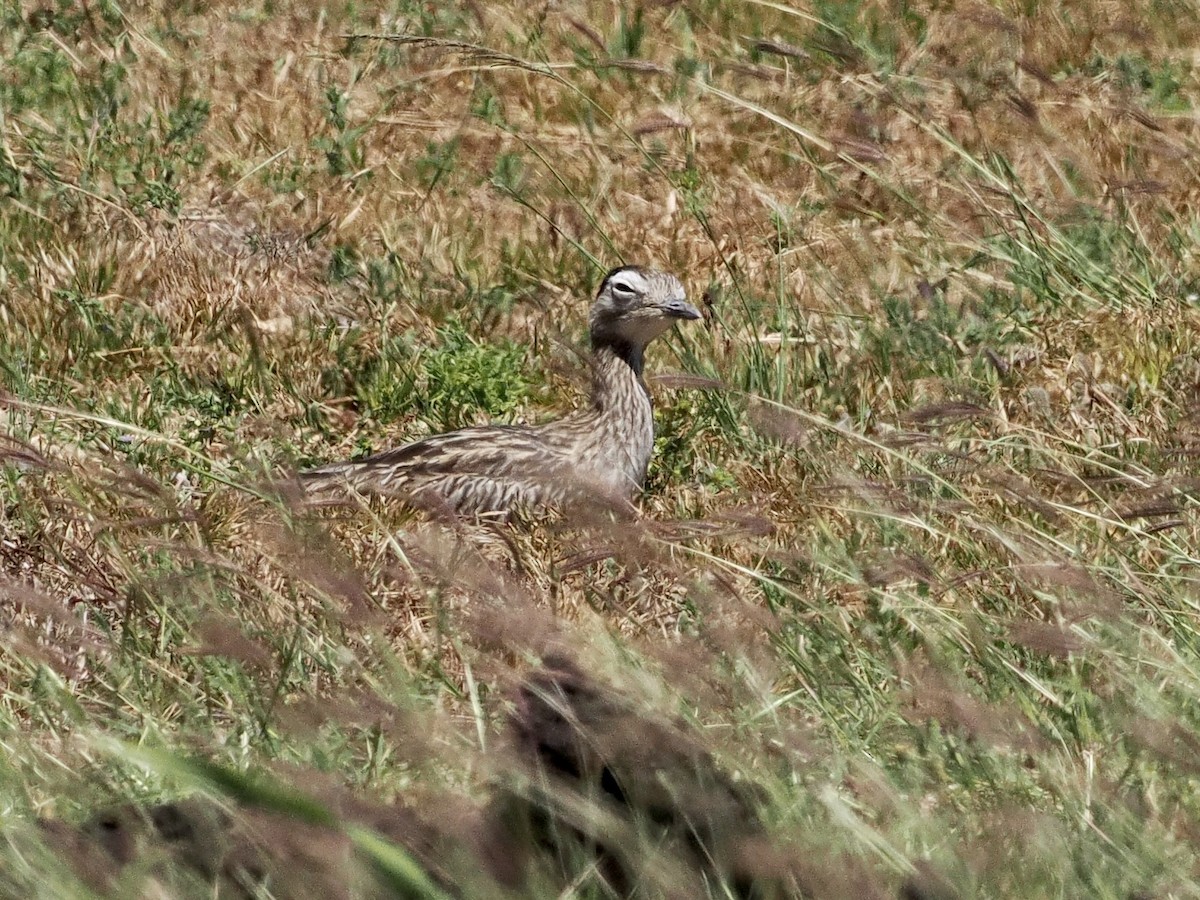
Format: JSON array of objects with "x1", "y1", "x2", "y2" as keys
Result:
[{"x1": 665, "y1": 300, "x2": 703, "y2": 321}]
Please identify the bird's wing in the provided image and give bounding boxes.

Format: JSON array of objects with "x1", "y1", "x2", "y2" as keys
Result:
[
  {"x1": 322, "y1": 424, "x2": 568, "y2": 473},
  {"x1": 300, "y1": 424, "x2": 629, "y2": 515}
]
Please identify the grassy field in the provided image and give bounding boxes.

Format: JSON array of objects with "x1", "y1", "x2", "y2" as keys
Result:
[{"x1": 3, "y1": 0, "x2": 1200, "y2": 896}]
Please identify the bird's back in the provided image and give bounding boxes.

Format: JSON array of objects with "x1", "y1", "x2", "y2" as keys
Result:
[{"x1": 300, "y1": 422, "x2": 627, "y2": 517}]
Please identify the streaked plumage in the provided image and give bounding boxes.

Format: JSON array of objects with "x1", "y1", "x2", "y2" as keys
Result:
[{"x1": 300, "y1": 266, "x2": 701, "y2": 517}]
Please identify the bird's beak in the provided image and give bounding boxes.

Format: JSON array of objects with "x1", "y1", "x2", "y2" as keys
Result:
[{"x1": 660, "y1": 298, "x2": 702, "y2": 320}]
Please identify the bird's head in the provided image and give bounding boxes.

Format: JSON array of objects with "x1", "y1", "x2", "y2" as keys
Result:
[{"x1": 589, "y1": 266, "x2": 701, "y2": 351}]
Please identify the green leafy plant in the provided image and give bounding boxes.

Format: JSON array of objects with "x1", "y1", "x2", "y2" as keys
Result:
[{"x1": 419, "y1": 322, "x2": 532, "y2": 430}]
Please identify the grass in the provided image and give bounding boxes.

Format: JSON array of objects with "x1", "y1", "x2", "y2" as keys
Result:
[{"x1": 3, "y1": 0, "x2": 1200, "y2": 896}]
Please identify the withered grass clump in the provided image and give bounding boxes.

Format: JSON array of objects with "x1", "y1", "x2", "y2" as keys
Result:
[{"x1": 4, "y1": 0, "x2": 1200, "y2": 897}]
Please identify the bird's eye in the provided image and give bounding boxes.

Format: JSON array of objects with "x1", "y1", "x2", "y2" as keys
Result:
[{"x1": 610, "y1": 280, "x2": 639, "y2": 302}]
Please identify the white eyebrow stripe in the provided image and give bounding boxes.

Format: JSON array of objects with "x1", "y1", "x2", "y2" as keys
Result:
[{"x1": 609, "y1": 269, "x2": 649, "y2": 293}]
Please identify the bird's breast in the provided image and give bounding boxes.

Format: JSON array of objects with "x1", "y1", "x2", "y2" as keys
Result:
[{"x1": 581, "y1": 380, "x2": 656, "y2": 496}]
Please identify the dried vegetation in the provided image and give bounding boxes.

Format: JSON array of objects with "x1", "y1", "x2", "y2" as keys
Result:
[{"x1": 3, "y1": 0, "x2": 1200, "y2": 896}]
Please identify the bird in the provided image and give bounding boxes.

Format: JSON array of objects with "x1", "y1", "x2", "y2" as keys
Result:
[{"x1": 299, "y1": 265, "x2": 702, "y2": 518}]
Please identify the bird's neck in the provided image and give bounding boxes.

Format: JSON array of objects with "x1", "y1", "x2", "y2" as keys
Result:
[
  {"x1": 589, "y1": 338, "x2": 649, "y2": 412},
  {"x1": 583, "y1": 336, "x2": 656, "y2": 495}
]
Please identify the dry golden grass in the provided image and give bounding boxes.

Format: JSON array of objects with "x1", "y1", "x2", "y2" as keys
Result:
[{"x1": 5, "y1": 0, "x2": 1200, "y2": 897}]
